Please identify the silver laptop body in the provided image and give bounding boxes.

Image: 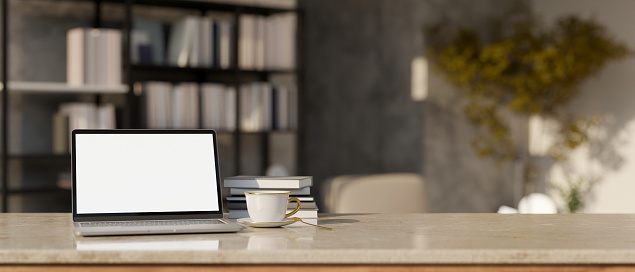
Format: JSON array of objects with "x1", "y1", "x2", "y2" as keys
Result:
[{"x1": 72, "y1": 129, "x2": 242, "y2": 236}]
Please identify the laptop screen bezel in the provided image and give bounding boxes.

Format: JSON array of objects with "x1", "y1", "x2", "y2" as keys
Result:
[{"x1": 71, "y1": 129, "x2": 225, "y2": 222}]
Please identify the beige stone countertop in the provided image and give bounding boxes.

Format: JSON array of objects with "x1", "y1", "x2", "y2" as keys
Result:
[{"x1": 1, "y1": 213, "x2": 635, "y2": 264}]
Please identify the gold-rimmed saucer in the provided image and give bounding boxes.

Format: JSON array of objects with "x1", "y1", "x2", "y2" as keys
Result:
[{"x1": 236, "y1": 218, "x2": 295, "y2": 228}]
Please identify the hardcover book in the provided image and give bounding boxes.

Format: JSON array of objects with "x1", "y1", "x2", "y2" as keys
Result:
[{"x1": 223, "y1": 176, "x2": 312, "y2": 189}]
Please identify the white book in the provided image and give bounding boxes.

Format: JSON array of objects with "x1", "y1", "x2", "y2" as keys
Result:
[
  {"x1": 239, "y1": 85, "x2": 250, "y2": 132},
  {"x1": 228, "y1": 209, "x2": 317, "y2": 219},
  {"x1": 252, "y1": 83, "x2": 262, "y2": 131},
  {"x1": 110, "y1": 30, "x2": 122, "y2": 85},
  {"x1": 168, "y1": 16, "x2": 197, "y2": 67},
  {"x1": 230, "y1": 187, "x2": 310, "y2": 196},
  {"x1": 239, "y1": 15, "x2": 253, "y2": 69},
  {"x1": 157, "y1": 82, "x2": 172, "y2": 128},
  {"x1": 219, "y1": 20, "x2": 231, "y2": 69},
  {"x1": 107, "y1": 31, "x2": 115, "y2": 85},
  {"x1": 186, "y1": 83, "x2": 199, "y2": 128},
  {"x1": 223, "y1": 176, "x2": 312, "y2": 189},
  {"x1": 225, "y1": 87, "x2": 237, "y2": 131},
  {"x1": 86, "y1": 29, "x2": 98, "y2": 85},
  {"x1": 66, "y1": 28, "x2": 84, "y2": 86},
  {"x1": 261, "y1": 83, "x2": 272, "y2": 130},
  {"x1": 253, "y1": 16, "x2": 265, "y2": 70},
  {"x1": 226, "y1": 196, "x2": 314, "y2": 202},
  {"x1": 202, "y1": 83, "x2": 225, "y2": 129},
  {"x1": 167, "y1": 18, "x2": 186, "y2": 66},
  {"x1": 52, "y1": 112, "x2": 69, "y2": 154},
  {"x1": 189, "y1": 17, "x2": 201, "y2": 68},
  {"x1": 97, "y1": 104, "x2": 116, "y2": 129},
  {"x1": 289, "y1": 84, "x2": 298, "y2": 129},
  {"x1": 144, "y1": 82, "x2": 156, "y2": 128},
  {"x1": 281, "y1": 13, "x2": 296, "y2": 70},
  {"x1": 172, "y1": 84, "x2": 185, "y2": 128},
  {"x1": 227, "y1": 200, "x2": 317, "y2": 210},
  {"x1": 277, "y1": 85, "x2": 289, "y2": 130},
  {"x1": 199, "y1": 17, "x2": 213, "y2": 67},
  {"x1": 96, "y1": 29, "x2": 108, "y2": 85}
]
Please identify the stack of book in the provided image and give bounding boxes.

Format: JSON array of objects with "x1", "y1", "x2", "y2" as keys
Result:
[
  {"x1": 66, "y1": 28, "x2": 122, "y2": 86},
  {"x1": 224, "y1": 176, "x2": 318, "y2": 219}
]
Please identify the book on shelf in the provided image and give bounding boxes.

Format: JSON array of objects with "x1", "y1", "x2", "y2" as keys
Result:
[
  {"x1": 53, "y1": 103, "x2": 116, "y2": 153},
  {"x1": 52, "y1": 113, "x2": 69, "y2": 155},
  {"x1": 144, "y1": 81, "x2": 238, "y2": 130},
  {"x1": 143, "y1": 81, "x2": 172, "y2": 129},
  {"x1": 226, "y1": 196, "x2": 314, "y2": 202},
  {"x1": 130, "y1": 30, "x2": 151, "y2": 64},
  {"x1": 167, "y1": 16, "x2": 233, "y2": 68},
  {"x1": 229, "y1": 186, "x2": 310, "y2": 196},
  {"x1": 239, "y1": 82, "x2": 297, "y2": 132},
  {"x1": 145, "y1": 81, "x2": 296, "y2": 131},
  {"x1": 218, "y1": 20, "x2": 232, "y2": 69},
  {"x1": 199, "y1": 17, "x2": 213, "y2": 68},
  {"x1": 171, "y1": 83, "x2": 199, "y2": 129},
  {"x1": 67, "y1": 28, "x2": 122, "y2": 86},
  {"x1": 223, "y1": 176, "x2": 312, "y2": 189},
  {"x1": 239, "y1": 13, "x2": 296, "y2": 70},
  {"x1": 201, "y1": 83, "x2": 225, "y2": 129},
  {"x1": 133, "y1": 18, "x2": 166, "y2": 65},
  {"x1": 229, "y1": 208, "x2": 317, "y2": 219},
  {"x1": 227, "y1": 201, "x2": 317, "y2": 210}
]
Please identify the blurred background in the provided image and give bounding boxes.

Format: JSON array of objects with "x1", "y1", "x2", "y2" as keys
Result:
[{"x1": 2, "y1": 0, "x2": 634, "y2": 214}]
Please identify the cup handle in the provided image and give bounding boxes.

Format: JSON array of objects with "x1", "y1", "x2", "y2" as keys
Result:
[{"x1": 285, "y1": 197, "x2": 302, "y2": 218}]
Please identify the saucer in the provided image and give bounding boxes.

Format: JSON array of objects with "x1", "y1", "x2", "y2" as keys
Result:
[{"x1": 236, "y1": 218, "x2": 295, "y2": 228}]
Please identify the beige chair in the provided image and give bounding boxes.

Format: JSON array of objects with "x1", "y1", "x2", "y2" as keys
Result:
[{"x1": 320, "y1": 173, "x2": 428, "y2": 213}]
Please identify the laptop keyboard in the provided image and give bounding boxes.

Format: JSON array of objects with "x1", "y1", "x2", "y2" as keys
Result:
[{"x1": 80, "y1": 219, "x2": 226, "y2": 228}]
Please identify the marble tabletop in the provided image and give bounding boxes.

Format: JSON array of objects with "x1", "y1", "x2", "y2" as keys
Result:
[{"x1": 1, "y1": 213, "x2": 635, "y2": 264}]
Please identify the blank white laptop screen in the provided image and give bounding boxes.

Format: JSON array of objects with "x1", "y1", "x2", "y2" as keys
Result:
[{"x1": 74, "y1": 133, "x2": 220, "y2": 214}]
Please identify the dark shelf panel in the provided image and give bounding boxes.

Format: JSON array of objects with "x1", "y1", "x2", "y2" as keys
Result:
[
  {"x1": 57, "y1": 0, "x2": 295, "y2": 15},
  {"x1": 8, "y1": 187, "x2": 69, "y2": 195},
  {"x1": 8, "y1": 154, "x2": 70, "y2": 160},
  {"x1": 130, "y1": 64, "x2": 296, "y2": 83},
  {"x1": 239, "y1": 130, "x2": 297, "y2": 134}
]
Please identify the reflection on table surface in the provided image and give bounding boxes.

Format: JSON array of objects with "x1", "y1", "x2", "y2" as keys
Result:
[{"x1": 74, "y1": 219, "x2": 319, "y2": 251}]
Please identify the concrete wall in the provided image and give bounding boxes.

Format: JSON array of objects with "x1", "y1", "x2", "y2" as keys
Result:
[
  {"x1": 300, "y1": 0, "x2": 528, "y2": 212},
  {"x1": 533, "y1": 0, "x2": 635, "y2": 213}
]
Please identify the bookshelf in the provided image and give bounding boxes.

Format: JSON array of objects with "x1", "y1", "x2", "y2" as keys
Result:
[
  {"x1": 0, "y1": 0, "x2": 302, "y2": 212},
  {"x1": 0, "y1": 81, "x2": 128, "y2": 94}
]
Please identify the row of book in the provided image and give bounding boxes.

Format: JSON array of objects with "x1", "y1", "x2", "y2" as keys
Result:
[
  {"x1": 239, "y1": 13, "x2": 296, "y2": 70},
  {"x1": 165, "y1": 16, "x2": 232, "y2": 68},
  {"x1": 143, "y1": 82, "x2": 202, "y2": 129},
  {"x1": 52, "y1": 103, "x2": 117, "y2": 154},
  {"x1": 143, "y1": 81, "x2": 297, "y2": 131},
  {"x1": 240, "y1": 82, "x2": 298, "y2": 132},
  {"x1": 67, "y1": 28, "x2": 122, "y2": 86},
  {"x1": 224, "y1": 176, "x2": 317, "y2": 219}
]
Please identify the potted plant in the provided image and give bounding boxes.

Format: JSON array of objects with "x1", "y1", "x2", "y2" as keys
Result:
[{"x1": 425, "y1": 10, "x2": 630, "y2": 209}]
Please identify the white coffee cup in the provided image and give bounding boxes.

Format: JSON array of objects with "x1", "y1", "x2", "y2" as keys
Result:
[{"x1": 244, "y1": 190, "x2": 301, "y2": 222}]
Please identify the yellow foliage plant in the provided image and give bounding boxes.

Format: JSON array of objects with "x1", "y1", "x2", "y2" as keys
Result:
[{"x1": 426, "y1": 11, "x2": 629, "y2": 163}]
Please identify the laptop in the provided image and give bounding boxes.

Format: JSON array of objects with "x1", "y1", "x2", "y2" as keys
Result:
[{"x1": 71, "y1": 129, "x2": 242, "y2": 236}]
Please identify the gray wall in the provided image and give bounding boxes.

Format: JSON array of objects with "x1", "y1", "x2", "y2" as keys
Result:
[{"x1": 300, "y1": 0, "x2": 528, "y2": 212}]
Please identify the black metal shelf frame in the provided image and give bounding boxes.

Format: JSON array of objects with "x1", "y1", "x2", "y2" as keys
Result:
[{"x1": 1, "y1": 0, "x2": 303, "y2": 212}]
